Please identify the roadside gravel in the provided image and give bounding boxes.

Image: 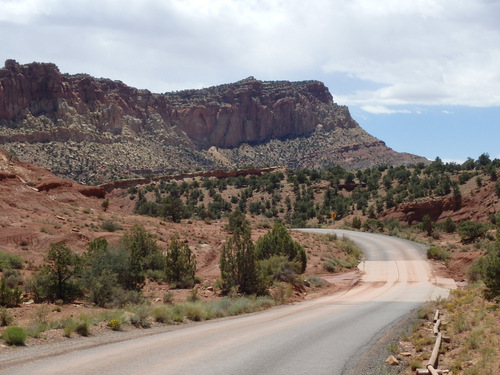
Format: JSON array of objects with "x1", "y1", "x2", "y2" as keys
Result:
[{"x1": 344, "y1": 308, "x2": 420, "y2": 375}]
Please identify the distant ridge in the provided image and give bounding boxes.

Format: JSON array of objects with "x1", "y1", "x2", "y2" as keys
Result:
[{"x1": 0, "y1": 59, "x2": 428, "y2": 183}]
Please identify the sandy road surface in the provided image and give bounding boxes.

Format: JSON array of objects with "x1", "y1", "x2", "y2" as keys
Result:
[{"x1": 0, "y1": 230, "x2": 455, "y2": 375}]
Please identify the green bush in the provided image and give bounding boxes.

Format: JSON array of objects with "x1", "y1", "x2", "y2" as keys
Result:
[
  {"x1": 62, "y1": 317, "x2": 76, "y2": 337},
  {"x1": 151, "y1": 305, "x2": 175, "y2": 324},
  {"x1": 482, "y1": 242, "x2": 500, "y2": 301},
  {"x1": 338, "y1": 236, "x2": 362, "y2": 259},
  {"x1": 0, "y1": 307, "x2": 14, "y2": 326},
  {"x1": 421, "y1": 214, "x2": 433, "y2": 236},
  {"x1": 443, "y1": 217, "x2": 457, "y2": 233},
  {"x1": 108, "y1": 319, "x2": 121, "y2": 331},
  {"x1": 0, "y1": 276, "x2": 22, "y2": 307},
  {"x1": 305, "y1": 276, "x2": 326, "y2": 287},
  {"x1": 323, "y1": 259, "x2": 336, "y2": 273},
  {"x1": 255, "y1": 221, "x2": 307, "y2": 274},
  {"x1": 3, "y1": 268, "x2": 22, "y2": 289},
  {"x1": 83, "y1": 238, "x2": 133, "y2": 306},
  {"x1": 427, "y1": 246, "x2": 450, "y2": 263},
  {"x1": 362, "y1": 219, "x2": 384, "y2": 232},
  {"x1": 75, "y1": 316, "x2": 90, "y2": 336},
  {"x1": 101, "y1": 220, "x2": 122, "y2": 232},
  {"x1": 111, "y1": 290, "x2": 144, "y2": 308},
  {"x1": 86, "y1": 269, "x2": 120, "y2": 307},
  {"x1": 128, "y1": 304, "x2": 151, "y2": 328},
  {"x1": 467, "y1": 256, "x2": 487, "y2": 283},
  {"x1": 259, "y1": 256, "x2": 301, "y2": 286},
  {"x1": 458, "y1": 221, "x2": 488, "y2": 243},
  {"x1": 351, "y1": 216, "x2": 362, "y2": 229},
  {"x1": 3, "y1": 326, "x2": 27, "y2": 346},
  {"x1": 0, "y1": 251, "x2": 24, "y2": 270}
]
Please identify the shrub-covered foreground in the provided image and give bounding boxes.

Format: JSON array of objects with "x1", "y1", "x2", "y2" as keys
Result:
[
  {"x1": 0, "y1": 295, "x2": 277, "y2": 345},
  {"x1": 396, "y1": 284, "x2": 500, "y2": 375}
]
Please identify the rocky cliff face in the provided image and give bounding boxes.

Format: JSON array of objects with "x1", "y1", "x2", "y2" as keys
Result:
[{"x1": 0, "y1": 60, "x2": 427, "y2": 183}]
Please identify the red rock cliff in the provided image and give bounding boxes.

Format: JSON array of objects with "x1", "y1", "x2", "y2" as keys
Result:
[{"x1": 0, "y1": 60, "x2": 356, "y2": 148}]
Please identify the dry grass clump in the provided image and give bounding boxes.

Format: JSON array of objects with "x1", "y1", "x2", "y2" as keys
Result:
[{"x1": 398, "y1": 285, "x2": 499, "y2": 374}]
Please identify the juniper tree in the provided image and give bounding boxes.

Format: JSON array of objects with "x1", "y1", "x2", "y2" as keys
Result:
[
  {"x1": 165, "y1": 233, "x2": 197, "y2": 288},
  {"x1": 219, "y1": 224, "x2": 264, "y2": 295}
]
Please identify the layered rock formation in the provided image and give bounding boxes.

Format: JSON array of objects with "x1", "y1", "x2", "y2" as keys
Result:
[{"x1": 0, "y1": 59, "x2": 427, "y2": 183}]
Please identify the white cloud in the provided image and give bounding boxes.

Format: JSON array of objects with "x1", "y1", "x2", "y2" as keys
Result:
[
  {"x1": 442, "y1": 158, "x2": 465, "y2": 165},
  {"x1": 360, "y1": 105, "x2": 411, "y2": 115},
  {"x1": 1, "y1": 0, "x2": 500, "y2": 108}
]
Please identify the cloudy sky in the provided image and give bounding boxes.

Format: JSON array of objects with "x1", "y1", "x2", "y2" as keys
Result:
[{"x1": 1, "y1": 0, "x2": 499, "y2": 163}]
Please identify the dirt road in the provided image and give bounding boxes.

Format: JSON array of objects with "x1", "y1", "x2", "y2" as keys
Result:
[{"x1": 0, "y1": 230, "x2": 455, "y2": 375}]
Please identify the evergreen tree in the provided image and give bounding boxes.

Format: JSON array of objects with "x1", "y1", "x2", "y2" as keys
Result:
[
  {"x1": 121, "y1": 225, "x2": 161, "y2": 290},
  {"x1": 165, "y1": 233, "x2": 197, "y2": 288},
  {"x1": 219, "y1": 225, "x2": 263, "y2": 295}
]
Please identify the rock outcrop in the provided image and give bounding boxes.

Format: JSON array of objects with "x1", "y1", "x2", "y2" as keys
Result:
[{"x1": 0, "y1": 60, "x2": 428, "y2": 183}]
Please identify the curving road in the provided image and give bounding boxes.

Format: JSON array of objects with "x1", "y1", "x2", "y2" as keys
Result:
[{"x1": 0, "y1": 230, "x2": 455, "y2": 375}]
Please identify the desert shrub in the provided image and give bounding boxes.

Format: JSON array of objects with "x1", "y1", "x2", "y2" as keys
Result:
[
  {"x1": 2, "y1": 326, "x2": 27, "y2": 346},
  {"x1": 61, "y1": 317, "x2": 76, "y2": 337},
  {"x1": 482, "y1": 242, "x2": 500, "y2": 301},
  {"x1": 101, "y1": 220, "x2": 122, "y2": 232},
  {"x1": 86, "y1": 269, "x2": 121, "y2": 307},
  {"x1": 258, "y1": 255, "x2": 302, "y2": 287},
  {"x1": 0, "y1": 276, "x2": 22, "y2": 307},
  {"x1": 83, "y1": 238, "x2": 132, "y2": 306},
  {"x1": 107, "y1": 319, "x2": 121, "y2": 331},
  {"x1": 3, "y1": 268, "x2": 22, "y2": 289},
  {"x1": 184, "y1": 302, "x2": 205, "y2": 321},
  {"x1": 255, "y1": 221, "x2": 307, "y2": 274},
  {"x1": 362, "y1": 218, "x2": 384, "y2": 232},
  {"x1": 75, "y1": 315, "x2": 90, "y2": 336},
  {"x1": 152, "y1": 305, "x2": 175, "y2": 324},
  {"x1": 129, "y1": 304, "x2": 151, "y2": 328},
  {"x1": 305, "y1": 276, "x2": 326, "y2": 287},
  {"x1": 351, "y1": 216, "x2": 362, "y2": 229},
  {"x1": 458, "y1": 221, "x2": 488, "y2": 243},
  {"x1": 458, "y1": 172, "x2": 473, "y2": 184},
  {"x1": 146, "y1": 269, "x2": 167, "y2": 282},
  {"x1": 323, "y1": 259, "x2": 336, "y2": 273},
  {"x1": 111, "y1": 290, "x2": 144, "y2": 308},
  {"x1": 0, "y1": 307, "x2": 14, "y2": 326},
  {"x1": 0, "y1": 251, "x2": 23, "y2": 270},
  {"x1": 334, "y1": 257, "x2": 358, "y2": 269},
  {"x1": 101, "y1": 198, "x2": 109, "y2": 211},
  {"x1": 163, "y1": 291, "x2": 174, "y2": 304},
  {"x1": 467, "y1": 256, "x2": 487, "y2": 283},
  {"x1": 339, "y1": 236, "x2": 362, "y2": 259},
  {"x1": 421, "y1": 214, "x2": 433, "y2": 236},
  {"x1": 443, "y1": 217, "x2": 457, "y2": 233},
  {"x1": 384, "y1": 218, "x2": 401, "y2": 231},
  {"x1": 427, "y1": 246, "x2": 450, "y2": 263},
  {"x1": 187, "y1": 288, "x2": 201, "y2": 303},
  {"x1": 270, "y1": 283, "x2": 293, "y2": 304}
]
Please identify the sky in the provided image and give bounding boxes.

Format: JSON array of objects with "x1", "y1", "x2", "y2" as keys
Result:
[{"x1": 1, "y1": 0, "x2": 499, "y2": 163}]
